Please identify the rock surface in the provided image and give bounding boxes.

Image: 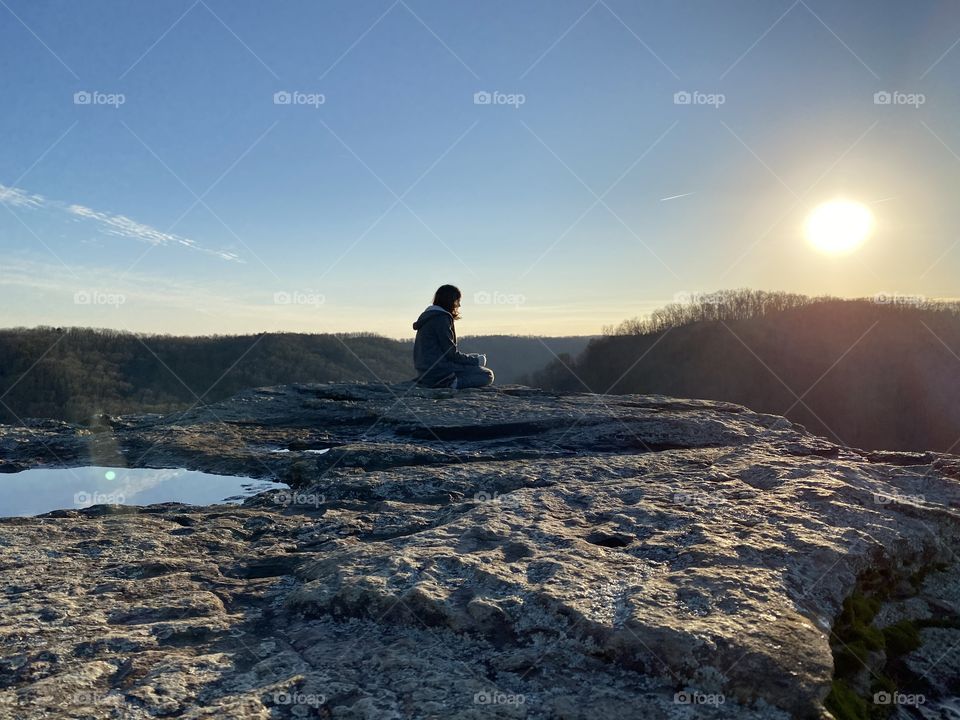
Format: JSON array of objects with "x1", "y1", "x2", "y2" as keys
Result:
[{"x1": 0, "y1": 382, "x2": 959, "y2": 719}]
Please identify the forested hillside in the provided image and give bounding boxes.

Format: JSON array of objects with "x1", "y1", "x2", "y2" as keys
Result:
[
  {"x1": 0, "y1": 328, "x2": 412, "y2": 424},
  {"x1": 527, "y1": 290, "x2": 960, "y2": 452},
  {"x1": 458, "y1": 335, "x2": 594, "y2": 384},
  {"x1": 0, "y1": 328, "x2": 593, "y2": 424}
]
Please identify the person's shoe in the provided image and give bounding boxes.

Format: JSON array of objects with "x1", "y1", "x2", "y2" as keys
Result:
[{"x1": 431, "y1": 372, "x2": 455, "y2": 389}]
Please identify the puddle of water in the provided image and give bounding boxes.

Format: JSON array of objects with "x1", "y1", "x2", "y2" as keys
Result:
[{"x1": 0, "y1": 466, "x2": 288, "y2": 517}]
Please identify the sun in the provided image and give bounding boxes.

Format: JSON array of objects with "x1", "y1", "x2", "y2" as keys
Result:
[{"x1": 804, "y1": 200, "x2": 874, "y2": 255}]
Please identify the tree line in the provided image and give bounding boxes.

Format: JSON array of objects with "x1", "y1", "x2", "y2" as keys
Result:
[
  {"x1": 0, "y1": 327, "x2": 593, "y2": 425},
  {"x1": 0, "y1": 328, "x2": 413, "y2": 424},
  {"x1": 526, "y1": 290, "x2": 960, "y2": 452}
]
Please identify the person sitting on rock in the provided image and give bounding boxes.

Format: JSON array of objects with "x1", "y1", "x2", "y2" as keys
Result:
[{"x1": 413, "y1": 284, "x2": 494, "y2": 389}]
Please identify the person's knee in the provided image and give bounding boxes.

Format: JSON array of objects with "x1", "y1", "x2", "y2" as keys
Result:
[{"x1": 482, "y1": 367, "x2": 494, "y2": 385}]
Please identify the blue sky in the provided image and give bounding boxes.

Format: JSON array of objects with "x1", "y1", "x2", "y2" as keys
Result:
[{"x1": 1, "y1": 0, "x2": 959, "y2": 337}]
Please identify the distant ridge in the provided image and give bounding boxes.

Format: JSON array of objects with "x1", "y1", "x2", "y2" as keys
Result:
[
  {"x1": 0, "y1": 328, "x2": 592, "y2": 424},
  {"x1": 527, "y1": 290, "x2": 960, "y2": 452}
]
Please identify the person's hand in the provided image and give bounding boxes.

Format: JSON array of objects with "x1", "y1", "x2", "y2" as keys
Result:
[{"x1": 476, "y1": 353, "x2": 487, "y2": 367}]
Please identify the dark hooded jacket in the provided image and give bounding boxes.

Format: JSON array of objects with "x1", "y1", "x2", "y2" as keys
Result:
[{"x1": 412, "y1": 305, "x2": 481, "y2": 387}]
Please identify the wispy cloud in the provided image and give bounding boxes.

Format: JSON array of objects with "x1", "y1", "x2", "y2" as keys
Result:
[
  {"x1": 0, "y1": 183, "x2": 240, "y2": 261},
  {"x1": 0, "y1": 185, "x2": 44, "y2": 209}
]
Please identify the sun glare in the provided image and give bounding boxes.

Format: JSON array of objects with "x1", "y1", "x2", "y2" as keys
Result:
[{"x1": 804, "y1": 200, "x2": 874, "y2": 255}]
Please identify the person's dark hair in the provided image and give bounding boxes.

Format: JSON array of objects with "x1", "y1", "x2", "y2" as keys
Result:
[{"x1": 433, "y1": 284, "x2": 462, "y2": 320}]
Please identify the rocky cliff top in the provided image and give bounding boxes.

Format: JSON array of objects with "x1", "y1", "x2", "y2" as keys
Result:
[{"x1": 1, "y1": 383, "x2": 959, "y2": 719}]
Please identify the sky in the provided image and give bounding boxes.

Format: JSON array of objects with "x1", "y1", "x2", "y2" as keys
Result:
[{"x1": 1, "y1": 0, "x2": 959, "y2": 338}]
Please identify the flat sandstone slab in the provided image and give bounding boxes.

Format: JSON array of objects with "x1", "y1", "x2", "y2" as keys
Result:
[{"x1": 1, "y1": 382, "x2": 959, "y2": 718}]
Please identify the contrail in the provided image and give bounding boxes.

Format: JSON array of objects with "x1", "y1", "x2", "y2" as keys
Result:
[
  {"x1": 659, "y1": 192, "x2": 695, "y2": 202},
  {"x1": 869, "y1": 196, "x2": 898, "y2": 204}
]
